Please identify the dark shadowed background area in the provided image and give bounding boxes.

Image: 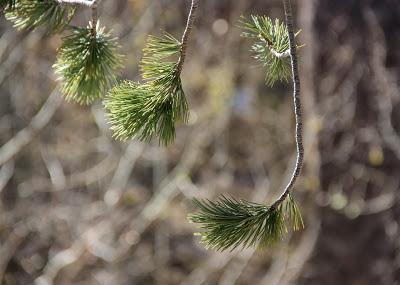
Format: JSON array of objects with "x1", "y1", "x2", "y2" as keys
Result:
[{"x1": 0, "y1": 0, "x2": 399, "y2": 284}]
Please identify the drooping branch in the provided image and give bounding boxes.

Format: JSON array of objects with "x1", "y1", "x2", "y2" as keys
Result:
[
  {"x1": 270, "y1": 0, "x2": 304, "y2": 210},
  {"x1": 104, "y1": 0, "x2": 200, "y2": 145},
  {"x1": 188, "y1": 0, "x2": 304, "y2": 251},
  {"x1": 176, "y1": 0, "x2": 199, "y2": 74}
]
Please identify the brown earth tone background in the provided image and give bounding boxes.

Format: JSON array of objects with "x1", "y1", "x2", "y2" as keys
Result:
[{"x1": 0, "y1": 0, "x2": 399, "y2": 284}]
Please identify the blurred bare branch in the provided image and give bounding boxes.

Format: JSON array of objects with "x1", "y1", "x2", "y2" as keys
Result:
[
  {"x1": 0, "y1": 159, "x2": 14, "y2": 193},
  {"x1": 0, "y1": 88, "x2": 62, "y2": 166}
]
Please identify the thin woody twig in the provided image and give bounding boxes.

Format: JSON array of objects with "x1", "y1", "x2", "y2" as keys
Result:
[
  {"x1": 91, "y1": 0, "x2": 98, "y2": 37},
  {"x1": 57, "y1": 0, "x2": 95, "y2": 7},
  {"x1": 176, "y1": 0, "x2": 199, "y2": 74},
  {"x1": 364, "y1": 8, "x2": 400, "y2": 160},
  {"x1": 270, "y1": 0, "x2": 304, "y2": 210}
]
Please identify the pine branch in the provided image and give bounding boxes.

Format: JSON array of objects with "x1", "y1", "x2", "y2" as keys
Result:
[
  {"x1": 104, "y1": 0, "x2": 198, "y2": 145},
  {"x1": 5, "y1": 0, "x2": 76, "y2": 32},
  {"x1": 105, "y1": 34, "x2": 187, "y2": 145},
  {"x1": 189, "y1": 0, "x2": 305, "y2": 251},
  {"x1": 54, "y1": 25, "x2": 124, "y2": 105}
]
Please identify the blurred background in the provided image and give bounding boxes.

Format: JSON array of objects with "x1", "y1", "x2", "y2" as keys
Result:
[{"x1": 0, "y1": 0, "x2": 399, "y2": 284}]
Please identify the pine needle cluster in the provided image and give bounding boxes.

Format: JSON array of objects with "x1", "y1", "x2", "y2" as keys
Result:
[
  {"x1": 240, "y1": 15, "x2": 300, "y2": 86},
  {"x1": 5, "y1": 0, "x2": 75, "y2": 32},
  {"x1": 188, "y1": 194, "x2": 303, "y2": 251},
  {"x1": 54, "y1": 24, "x2": 124, "y2": 105},
  {"x1": 104, "y1": 33, "x2": 188, "y2": 145}
]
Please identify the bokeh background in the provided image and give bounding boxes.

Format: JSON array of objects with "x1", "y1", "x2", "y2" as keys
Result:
[{"x1": 0, "y1": 0, "x2": 399, "y2": 284}]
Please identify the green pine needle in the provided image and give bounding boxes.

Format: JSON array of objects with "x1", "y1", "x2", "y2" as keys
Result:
[
  {"x1": 104, "y1": 33, "x2": 189, "y2": 145},
  {"x1": 104, "y1": 81, "x2": 177, "y2": 144},
  {"x1": 240, "y1": 15, "x2": 301, "y2": 86},
  {"x1": 104, "y1": 75, "x2": 188, "y2": 145},
  {"x1": 286, "y1": 193, "x2": 304, "y2": 231},
  {"x1": 104, "y1": 81, "x2": 152, "y2": 141},
  {"x1": 54, "y1": 25, "x2": 124, "y2": 105},
  {"x1": 141, "y1": 34, "x2": 181, "y2": 81},
  {"x1": 188, "y1": 194, "x2": 304, "y2": 251},
  {"x1": 5, "y1": 0, "x2": 76, "y2": 32}
]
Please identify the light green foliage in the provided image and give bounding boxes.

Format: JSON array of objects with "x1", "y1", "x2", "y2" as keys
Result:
[
  {"x1": 141, "y1": 34, "x2": 181, "y2": 80},
  {"x1": 5, "y1": 0, "x2": 75, "y2": 32},
  {"x1": 188, "y1": 194, "x2": 303, "y2": 251},
  {"x1": 240, "y1": 15, "x2": 300, "y2": 86},
  {"x1": 54, "y1": 25, "x2": 124, "y2": 105},
  {"x1": 104, "y1": 33, "x2": 188, "y2": 145},
  {"x1": 104, "y1": 81, "x2": 157, "y2": 142}
]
